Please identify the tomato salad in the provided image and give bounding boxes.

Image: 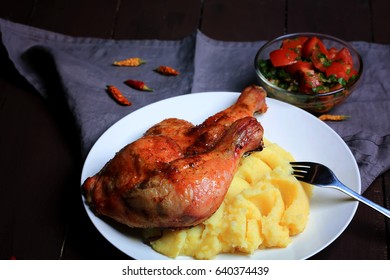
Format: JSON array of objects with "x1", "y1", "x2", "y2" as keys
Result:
[{"x1": 258, "y1": 36, "x2": 358, "y2": 94}]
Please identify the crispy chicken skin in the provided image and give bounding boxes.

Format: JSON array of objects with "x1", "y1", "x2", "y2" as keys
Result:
[
  {"x1": 82, "y1": 85, "x2": 267, "y2": 228},
  {"x1": 145, "y1": 85, "x2": 268, "y2": 154}
]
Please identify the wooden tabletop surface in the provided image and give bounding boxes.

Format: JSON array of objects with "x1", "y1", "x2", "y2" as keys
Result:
[{"x1": 0, "y1": 0, "x2": 389, "y2": 260}]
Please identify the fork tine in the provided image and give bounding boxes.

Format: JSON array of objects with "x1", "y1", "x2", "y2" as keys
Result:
[
  {"x1": 291, "y1": 171, "x2": 304, "y2": 179},
  {"x1": 290, "y1": 161, "x2": 335, "y2": 185},
  {"x1": 290, "y1": 162, "x2": 313, "y2": 183},
  {"x1": 291, "y1": 169, "x2": 306, "y2": 176},
  {"x1": 290, "y1": 162, "x2": 309, "y2": 174},
  {"x1": 290, "y1": 162, "x2": 312, "y2": 167}
]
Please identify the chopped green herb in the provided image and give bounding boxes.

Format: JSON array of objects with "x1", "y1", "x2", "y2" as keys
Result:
[{"x1": 338, "y1": 77, "x2": 347, "y2": 86}]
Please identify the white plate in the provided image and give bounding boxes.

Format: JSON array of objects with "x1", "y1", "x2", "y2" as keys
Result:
[{"x1": 81, "y1": 91, "x2": 360, "y2": 260}]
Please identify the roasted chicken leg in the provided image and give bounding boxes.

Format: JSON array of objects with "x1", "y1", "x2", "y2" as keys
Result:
[{"x1": 82, "y1": 85, "x2": 267, "y2": 228}]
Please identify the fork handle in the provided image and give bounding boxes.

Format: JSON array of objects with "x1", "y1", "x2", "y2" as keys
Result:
[{"x1": 333, "y1": 182, "x2": 390, "y2": 219}]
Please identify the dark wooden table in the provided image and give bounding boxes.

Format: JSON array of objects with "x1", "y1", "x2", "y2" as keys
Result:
[{"x1": 0, "y1": 0, "x2": 389, "y2": 260}]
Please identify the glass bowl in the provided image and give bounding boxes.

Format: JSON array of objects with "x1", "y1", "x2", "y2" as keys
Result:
[{"x1": 254, "y1": 33, "x2": 363, "y2": 114}]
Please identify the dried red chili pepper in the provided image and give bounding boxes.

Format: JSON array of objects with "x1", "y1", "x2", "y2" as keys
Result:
[
  {"x1": 106, "y1": 85, "x2": 132, "y2": 106},
  {"x1": 318, "y1": 114, "x2": 350, "y2": 121},
  {"x1": 125, "y1": 79, "x2": 154, "y2": 92},
  {"x1": 113, "y1": 57, "x2": 146, "y2": 67},
  {"x1": 154, "y1": 65, "x2": 180, "y2": 76}
]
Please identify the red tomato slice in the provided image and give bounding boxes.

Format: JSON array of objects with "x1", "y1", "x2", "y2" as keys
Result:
[
  {"x1": 269, "y1": 49, "x2": 298, "y2": 67},
  {"x1": 299, "y1": 70, "x2": 323, "y2": 93},
  {"x1": 326, "y1": 61, "x2": 351, "y2": 80},
  {"x1": 334, "y1": 47, "x2": 353, "y2": 66},
  {"x1": 285, "y1": 61, "x2": 313, "y2": 75},
  {"x1": 311, "y1": 49, "x2": 330, "y2": 72},
  {"x1": 301, "y1": 37, "x2": 328, "y2": 58},
  {"x1": 327, "y1": 47, "x2": 338, "y2": 60},
  {"x1": 349, "y1": 68, "x2": 358, "y2": 78},
  {"x1": 281, "y1": 36, "x2": 308, "y2": 55}
]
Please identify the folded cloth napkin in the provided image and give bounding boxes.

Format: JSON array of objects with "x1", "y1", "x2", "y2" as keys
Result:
[
  {"x1": 1, "y1": 18, "x2": 389, "y2": 193},
  {"x1": 0, "y1": 18, "x2": 196, "y2": 156}
]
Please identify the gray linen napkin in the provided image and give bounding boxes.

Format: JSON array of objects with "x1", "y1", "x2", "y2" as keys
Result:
[
  {"x1": 0, "y1": 18, "x2": 195, "y2": 155},
  {"x1": 1, "y1": 18, "x2": 390, "y2": 193}
]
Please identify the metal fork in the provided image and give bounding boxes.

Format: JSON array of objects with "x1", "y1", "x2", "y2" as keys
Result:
[{"x1": 290, "y1": 161, "x2": 390, "y2": 219}]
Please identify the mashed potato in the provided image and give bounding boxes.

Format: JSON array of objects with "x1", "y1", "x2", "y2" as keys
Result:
[{"x1": 146, "y1": 139, "x2": 312, "y2": 259}]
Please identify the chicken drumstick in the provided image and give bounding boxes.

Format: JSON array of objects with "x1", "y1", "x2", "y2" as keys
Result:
[{"x1": 82, "y1": 86, "x2": 267, "y2": 228}]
